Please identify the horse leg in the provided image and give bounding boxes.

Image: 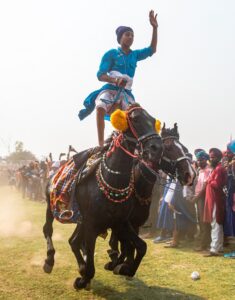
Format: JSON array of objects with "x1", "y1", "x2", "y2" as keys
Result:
[
  {"x1": 124, "y1": 226, "x2": 139, "y2": 266},
  {"x1": 105, "y1": 228, "x2": 135, "y2": 272},
  {"x1": 69, "y1": 224, "x2": 87, "y2": 278},
  {"x1": 108, "y1": 229, "x2": 135, "y2": 271},
  {"x1": 113, "y1": 223, "x2": 147, "y2": 278},
  {"x1": 73, "y1": 226, "x2": 97, "y2": 290},
  {"x1": 42, "y1": 193, "x2": 55, "y2": 274},
  {"x1": 104, "y1": 230, "x2": 120, "y2": 271}
]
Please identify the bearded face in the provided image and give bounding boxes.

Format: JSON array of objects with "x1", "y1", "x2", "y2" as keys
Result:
[{"x1": 209, "y1": 152, "x2": 220, "y2": 168}]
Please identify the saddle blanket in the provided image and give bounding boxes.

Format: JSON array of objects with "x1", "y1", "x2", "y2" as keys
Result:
[
  {"x1": 50, "y1": 158, "x2": 80, "y2": 223},
  {"x1": 50, "y1": 151, "x2": 102, "y2": 224}
]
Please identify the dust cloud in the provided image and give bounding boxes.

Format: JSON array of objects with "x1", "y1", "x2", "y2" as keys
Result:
[{"x1": 0, "y1": 187, "x2": 34, "y2": 237}]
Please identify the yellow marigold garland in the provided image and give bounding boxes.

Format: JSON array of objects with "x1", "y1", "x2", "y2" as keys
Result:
[
  {"x1": 110, "y1": 109, "x2": 128, "y2": 132},
  {"x1": 110, "y1": 108, "x2": 161, "y2": 134},
  {"x1": 155, "y1": 119, "x2": 161, "y2": 134}
]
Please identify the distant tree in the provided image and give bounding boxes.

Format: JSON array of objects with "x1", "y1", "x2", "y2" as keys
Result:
[
  {"x1": 6, "y1": 141, "x2": 37, "y2": 163},
  {"x1": 15, "y1": 141, "x2": 24, "y2": 152}
]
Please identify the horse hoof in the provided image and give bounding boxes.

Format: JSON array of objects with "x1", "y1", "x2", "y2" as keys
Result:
[
  {"x1": 113, "y1": 264, "x2": 123, "y2": 275},
  {"x1": 113, "y1": 263, "x2": 133, "y2": 277},
  {"x1": 85, "y1": 282, "x2": 91, "y2": 291},
  {"x1": 43, "y1": 262, "x2": 53, "y2": 274},
  {"x1": 73, "y1": 277, "x2": 90, "y2": 290},
  {"x1": 104, "y1": 262, "x2": 115, "y2": 271}
]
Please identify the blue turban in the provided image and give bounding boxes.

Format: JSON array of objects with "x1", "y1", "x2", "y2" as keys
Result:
[
  {"x1": 194, "y1": 148, "x2": 205, "y2": 156},
  {"x1": 196, "y1": 150, "x2": 209, "y2": 161},
  {"x1": 227, "y1": 140, "x2": 235, "y2": 154},
  {"x1": 116, "y1": 26, "x2": 134, "y2": 44}
]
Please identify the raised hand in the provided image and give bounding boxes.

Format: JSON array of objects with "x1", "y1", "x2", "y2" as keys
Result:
[{"x1": 149, "y1": 10, "x2": 158, "y2": 29}]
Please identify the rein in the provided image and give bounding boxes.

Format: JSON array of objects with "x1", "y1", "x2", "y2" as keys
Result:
[{"x1": 107, "y1": 132, "x2": 138, "y2": 159}]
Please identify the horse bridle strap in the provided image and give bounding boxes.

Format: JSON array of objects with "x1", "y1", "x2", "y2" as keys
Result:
[
  {"x1": 161, "y1": 136, "x2": 191, "y2": 166},
  {"x1": 126, "y1": 106, "x2": 159, "y2": 143},
  {"x1": 137, "y1": 133, "x2": 160, "y2": 143},
  {"x1": 108, "y1": 106, "x2": 159, "y2": 159},
  {"x1": 161, "y1": 155, "x2": 191, "y2": 166},
  {"x1": 161, "y1": 136, "x2": 178, "y2": 141},
  {"x1": 126, "y1": 106, "x2": 143, "y2": 141},
  {"x1": 124, "y1": 135, "x2": 137, "y2": 143}
]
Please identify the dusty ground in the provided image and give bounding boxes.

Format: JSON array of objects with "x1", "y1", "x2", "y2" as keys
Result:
[{"x1": 0, "y1": 186, "x2": 235, "y2": 300}]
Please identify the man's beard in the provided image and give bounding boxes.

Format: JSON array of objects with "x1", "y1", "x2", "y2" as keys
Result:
[{"x1": 210, "y1": 160, "x2": 218, "y2": 168}]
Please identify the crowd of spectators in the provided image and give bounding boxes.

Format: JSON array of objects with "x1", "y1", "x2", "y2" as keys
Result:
[
  {"x1": 153, "y1": 140, "x2": 235, "y2": 258},
  {"x1": 1, "y1": 147, "x2": 77, "y2": 201}
]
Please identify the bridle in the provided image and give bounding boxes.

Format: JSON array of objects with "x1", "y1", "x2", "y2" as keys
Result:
[
  {"x1": 160, "y1": 136, "x2": 191, "y2": 179},
  {"x1": 126, "y1": 106, "x2": 159, "y2": 143},
  {"x1": 107, "y1": 105, "x2": 161, "y2": 159}
]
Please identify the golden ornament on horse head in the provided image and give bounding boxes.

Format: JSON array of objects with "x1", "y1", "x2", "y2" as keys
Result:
[
  {"x1": 155, "y1": 119, "x2": 161, "y2": 134},
  {"x1": 110, "y1": 109, "x2": 128, "y2": 132},
  {"x1": 110, "y1": 108, "x2": 162, "y2": 133}
]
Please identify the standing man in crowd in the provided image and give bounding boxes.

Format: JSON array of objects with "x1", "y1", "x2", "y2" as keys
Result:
[
  {"x1": 223, "y1": 142, "x2": 235, "y2": 241},
  {"x1": 192, "y1": 150, "x2": 212, "y2": 251},
  {"x1": 204, "y1": 148, "x2": 227, "y2": 257}
]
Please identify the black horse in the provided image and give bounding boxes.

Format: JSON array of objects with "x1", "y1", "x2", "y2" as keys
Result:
[
  {"x1": 104, "y1": 123, "x2": 196, "y2": 273},
  {"x1": 43, "y1": 104, "x2": 163, "y2": 290}
]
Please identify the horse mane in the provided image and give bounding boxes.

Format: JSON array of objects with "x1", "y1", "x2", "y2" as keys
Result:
[{"x1": 127, "y1": 103, "x2": 141, "y2": 111}]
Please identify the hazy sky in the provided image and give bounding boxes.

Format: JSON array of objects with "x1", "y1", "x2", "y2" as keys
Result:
[{"x1": 0, "y1": 0, "x2": 234, "y2": 160}]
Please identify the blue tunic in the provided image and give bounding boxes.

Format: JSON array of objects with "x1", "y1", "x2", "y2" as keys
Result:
[
  {"x1": 78, "y1": 46, "x2": 153, "y2": 120},
  {"x1": 97, "y1": 46, "x2": 153, "y2": 79},
  {"x1": 224, "y1": 171, "x2": 235, "y2": 236}
]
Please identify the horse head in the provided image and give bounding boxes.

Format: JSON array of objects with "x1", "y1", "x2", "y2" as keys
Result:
[
  {"x1": 110, "y1": 103, "x2": 163, "y2": 164},
  {"x1": 160, "y1": 123, "x2": 196, "y2": 186}
]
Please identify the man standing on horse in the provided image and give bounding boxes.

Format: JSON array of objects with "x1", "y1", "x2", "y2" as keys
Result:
[{"x1": 79, "y1": 10, "x2": 158, "y2": 146}]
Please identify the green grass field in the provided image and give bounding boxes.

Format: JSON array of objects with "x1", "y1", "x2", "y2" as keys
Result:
[{"x1": 0, "y1": 186, "x2": 235, "y2": 300}]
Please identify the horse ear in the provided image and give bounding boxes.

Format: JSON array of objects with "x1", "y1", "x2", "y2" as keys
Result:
[
  {"x1": 110, "y1": 109, "x2": 128, "y2": 132},
  {"x1": 155, "y1": 119, "x2": 161, "y2": 134},
  {"x1": 174, "y1": 123, "x2": 178, "y2": 132},
  {"x1": 173, "y1": 122, "x2": 180, "y2": 138},
  {"x1": 162, "y1": 122, "x2": 166, "y2": 131}
]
